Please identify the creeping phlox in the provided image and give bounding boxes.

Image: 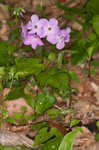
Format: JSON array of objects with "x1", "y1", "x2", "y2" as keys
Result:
[{"x1": 21, "y1": 14, "x2": 71, "y2": 50}]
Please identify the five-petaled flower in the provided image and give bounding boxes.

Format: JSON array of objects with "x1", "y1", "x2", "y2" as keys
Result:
[
  {"x1": 44, "y1": 18, "x2": 59, "y2": 44},
  {"x1": 24, "y1": 34, "x2": 44, "y2": 49},
  {"x1": 27, "y1": 14, "x2": 47, "y2": 38},
  {"x1": 56, "y1": 27, "x2": 71, "y2": 50}
]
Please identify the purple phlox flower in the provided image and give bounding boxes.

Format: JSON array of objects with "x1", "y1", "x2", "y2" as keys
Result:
[
  {"x1": 44, "y1": 18, "x2": 59, "y2": 44},
  {"x1": 44, "y1": 18, "x2": 59, "y2": 36},
  {"x1": 56, "y1": 27, "x2": 71, "y2": 50},
  {"x1": 21, "y1": 23, "x2": 28, "y2": 38},
  {"x1": 23, "y1": 33, "x2": 44, "y2": 49},
  {"x1": 27, "y1": 14, "x2": 47, "y2": 38}
]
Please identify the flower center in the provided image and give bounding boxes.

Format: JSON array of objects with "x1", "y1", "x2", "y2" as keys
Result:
[
  {"x1": 34, "y1": 25, "x2": 37, "y2": 29},
  {"x1": 48, "y1": 27, "x2": 52, "y2": 31},
  {"x1": 33, "y1": 35, "x2": 37, "y2": 38},
  {"x1": 60, "y1": 36, "x2": 65, "y2": 40}
]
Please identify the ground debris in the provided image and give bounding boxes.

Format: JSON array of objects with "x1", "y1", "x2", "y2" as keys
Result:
[{"x1": 0, "y1": 129, "x2": 35, "y2": 148}]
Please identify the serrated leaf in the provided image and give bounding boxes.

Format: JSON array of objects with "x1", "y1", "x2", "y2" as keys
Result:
[
  {"x1": 36, "y1": 92, "x2": 57, "y2": 114},
  {"x1": 58, "y1": 127, "x2": 82, "y2": 150}
]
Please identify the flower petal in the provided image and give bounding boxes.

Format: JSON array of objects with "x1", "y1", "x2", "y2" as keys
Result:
[
  {"x1": 64, "y1": 34, "x2": 70, "y2": 43},
  {"x1": 66, "y1": 27, "x2": 71, "y2": 34},
  {"x1": 21, "y1": 23, "x2": 27, "y2": 38},
  {"x1": 47, "y1": 34, "x2": 58, "y2": 44},
  {"x1": 39, "y1": 18, "x2": 48, "y2": 26},
  {"x1": 49, "y1": 18, "x2": 58, "y2": 26},
  {"x1": 56, "y1": 41, "x2": 65, "y2": 50},
  {"x1": 27, "y1": 21, "x2": 32, "y2": 29},
  {"x1": 31, "y1": 14, "x2": 39, "y2": 24},
  {"x1": 31, "y1": 42, "x2": 38, "y2": 49}
]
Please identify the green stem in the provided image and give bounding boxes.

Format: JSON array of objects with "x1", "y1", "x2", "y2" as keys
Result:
[{"x1": 0, "y1": 79, "x2": 4, "y2": 128}]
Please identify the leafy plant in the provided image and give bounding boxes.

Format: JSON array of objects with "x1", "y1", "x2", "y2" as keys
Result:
[
  {"x1": 36, "y1": 92, "x2": 57, "y2": 114},
  {"x1": 58, "y1": 127, "x2": 82, "y2": 150}
]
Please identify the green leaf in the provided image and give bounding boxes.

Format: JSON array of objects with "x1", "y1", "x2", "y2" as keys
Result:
[
  {"x1": 48, "y1": 52, "x2": 56, "y2": 62},
  {"x1": 92, "y1": 15, "x2": 99, "y2": 35},
  {"x1": 86, "y1": 0, "x2": 99, "y2": 15},
  {"x1": 31, "y1": 122, "x2": 49, "y2": 131},
  {"x1": 4, "y1": 146, "x2": 17, "y2": 150},
  {"x1": 34, "y1": 127, "x2": 63, "y2": 146},
  {"x1": 58, "y1": 127, "x2": 82, "y2": 150},
  {"x1": 69, "y1": 71, "x2": 80, "y2": 83},
  {"x1": 24, "y1": 94, "x2": 34, "y2": 108},
  {"x1": 36, "y1": 92, "x2": 57, "y2": 114},
  {"x1": 0, "y1": 42, "x2": 15, "y2": 65},
  {"x1": 6, "y1": 86, "x2": 25, "y2": 100},
  {"x1": 13, "y1": 113, "x2": 22, "y2": 120},
  {"x1": 87, "y1": 41, "x2": 99, "y2": 58},
  {"x1": 88, "y1": 33, "x2": 96, "y2": 42},
  {"x1": 7, "y1": 117, "x2": 17, "y2": 124},
  {"x1": 96, "y1": 121, "x2": 99, "y2": 130},
  {"x1": 91, "y1": 60, "x2": 99, "y2": 67},
  {"x1": 70, "y1": 119, "x2": 80, "y2": 128},
  {"x1": 37, "y1": 67, "x2": 69, "y2": 91},
  {"x1": 41, "y1": 137, "x2": 63, "y2": 150},
  {"x1": 0, "y1": 67, "x2": 5, "y2": 78},
  {"x1": 2, "y1": 109, "x2": 9, "y2": 119},
  {"x1": 15, "y1": 58, "x2": 45, "y2": 77},
  {"x1": 95, "y1": 133, "x2": 99, "y2": 141},
  {"x1": 70, "y1": 39, "x2": 88, "y2": 65},
  {"x1": 47, "y1": 109, "x2": 62, "y2": 119}
]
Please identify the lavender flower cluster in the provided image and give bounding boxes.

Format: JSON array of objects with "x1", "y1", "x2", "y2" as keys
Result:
[{"x1": 21, "y1": 14, "x2": 71, "y2": 50}]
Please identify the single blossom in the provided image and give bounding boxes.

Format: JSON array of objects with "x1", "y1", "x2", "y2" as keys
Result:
[
  {"x1": 23, "y1": 34, "x2": 44, "y2": 49},
  {"x1": 44, "y1": 18, "x2": 59, "y2": 44},
  {"x1": 56, "y1": 27, "x2": 71, "y2": 50},
  {"x1": 27, "y1": 14, "x2": 47, "y2": 38}
]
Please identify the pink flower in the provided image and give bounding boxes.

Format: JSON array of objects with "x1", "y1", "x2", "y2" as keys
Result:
[
  {"x1": 27, "y1": 14, "x2": 47, "y2": 38},
  {"x1": 44, "y1": 18, "x2": 59, "y2": 44},
  {"x1": 24, "y1": 34, "x2": 44, "y2": 49},
  {"x1": 56, "y1": 27, "x2": 71, "y2": 50}
]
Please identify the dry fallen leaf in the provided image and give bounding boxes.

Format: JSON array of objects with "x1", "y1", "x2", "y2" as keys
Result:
[
  {"x1": 4, "y1": 88, "x2": 34, "y2": 117},
  {"x1": 73, "y1": 126, "x2": 96, "y2": 150}
]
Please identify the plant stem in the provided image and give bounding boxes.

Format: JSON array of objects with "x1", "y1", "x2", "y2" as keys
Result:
[{"x1": 0, "y1": 79, "x2": 4, "y2": 128}]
